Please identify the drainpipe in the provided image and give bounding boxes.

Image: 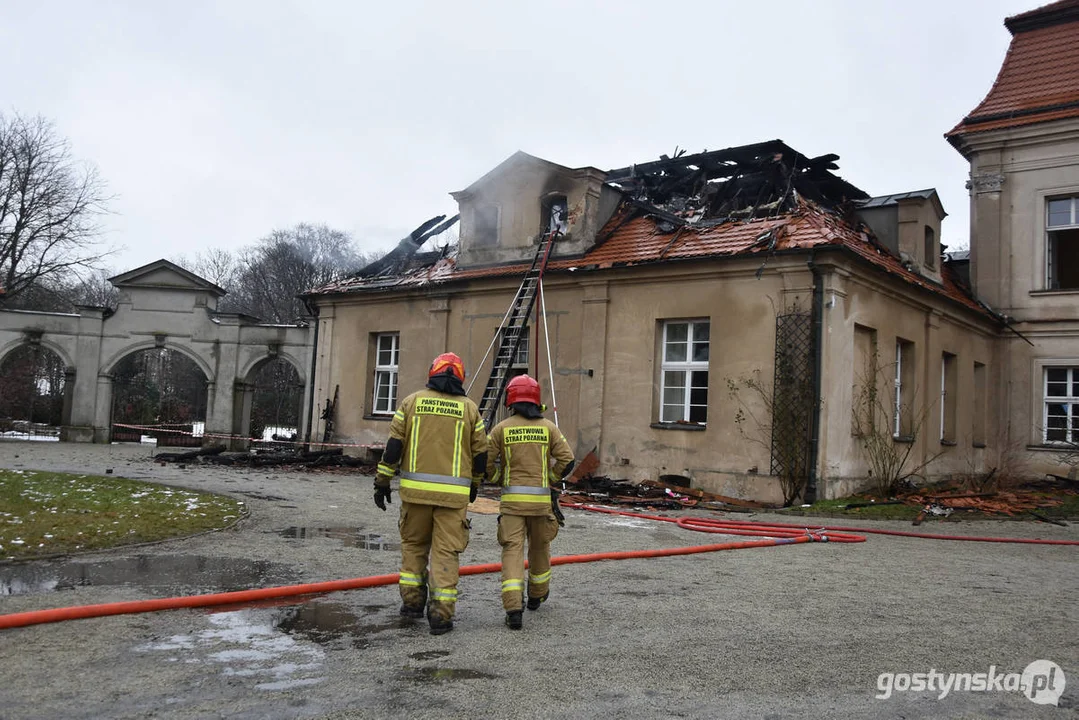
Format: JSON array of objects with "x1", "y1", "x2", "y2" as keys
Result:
[
  {"x1": 302, "y1": 301, "x2": 320, "y2": 448},
  {"x1": 804, "y1": 252, "x2": 824, "y2": 504}
]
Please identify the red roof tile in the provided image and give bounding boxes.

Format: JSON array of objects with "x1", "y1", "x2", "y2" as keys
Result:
[
  {"x1": 314, "y1": 202, "x2": 991, "y2": 320},
  {"x1": 948, "y1": 2, "x2": 1079, "y2": 138}
]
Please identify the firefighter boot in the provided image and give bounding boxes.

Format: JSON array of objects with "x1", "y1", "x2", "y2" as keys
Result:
[
  {"x1": 527, "y1": 592, "x2": 548, "y2": 611},
  {"x1": 399, "y1": 583, "x2": 427, "y2": 619},
  {"x1": 505, "y1": 610, "x2": 523, "y2": 630},
  {"x1": 400, "y1": 601, "x2": 425, "y2": 619},
  {"x1": 427, "y1": 604, "x2": 454, "y2": 636}
]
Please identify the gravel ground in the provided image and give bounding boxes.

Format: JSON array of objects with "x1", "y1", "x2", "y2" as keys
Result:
[{"x1": 0, "y1": 440, "x2": 1077, "y2": 720}]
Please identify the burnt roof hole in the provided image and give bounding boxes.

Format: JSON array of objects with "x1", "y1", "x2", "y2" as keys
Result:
[{"x1": 606, "y1": 141, "x2": 867, "y2": 225}]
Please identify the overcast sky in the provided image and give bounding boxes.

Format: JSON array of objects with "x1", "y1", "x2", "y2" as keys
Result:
[{"x1": 0, "y1": 0, "x2": 1038, "y2": 272}]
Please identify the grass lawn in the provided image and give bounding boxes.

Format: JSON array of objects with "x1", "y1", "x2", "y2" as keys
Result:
[
  {"x1": 0, "y1": 469, "x2": 246, "y2": 561},
  {"x1": 778, "y1": 498, "x2": 923, "y2": 521}
]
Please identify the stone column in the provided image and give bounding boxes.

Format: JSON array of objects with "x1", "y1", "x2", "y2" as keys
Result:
[
  {"x1": 205, "y1": 348, "x2": 238, "y2": 446},
  {"x1": 67, "y1": 308, "x2": 106, "y2": 439},
  {"x1": 967, "y1": 167, "x2": 1006, "y2": 308},
  {"x1": 310, "y1": 304, "x2": 337, "y2": 443},
  {"x1": 231, "y1": 380, "x2": 255, "y2": 450},
  {"x1": 922, "y1": 308, "x2": 943, "y2": 477},
  {"x1": 814, "y1": 265, "x2": 850, "y2": 498},
  {"x1": 92, "y1": 373, "x2": 113, "y2": 443}
]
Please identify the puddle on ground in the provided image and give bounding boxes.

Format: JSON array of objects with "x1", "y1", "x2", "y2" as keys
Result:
[
  {"x1": 0, "y1": 555, "x2": 295, "y2": 596},
  {"x1": 401, "y1": 667, "x2": 502, "y2": 682},
  {"x1": 273, "y1": 600, "x2": 408, "y2": 646},
  {"x1": 280, "y1": 527, "x2": 400, "y2": 551}
]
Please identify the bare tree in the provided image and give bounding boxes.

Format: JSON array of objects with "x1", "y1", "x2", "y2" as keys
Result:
[
  {"x1": 227, "y1": 223, "x2": 370, "y2": 323},
  {"x1": 1, "y1": 267, "x2": 119, "y2": 312},
  {"x1": 67, "y1": 267, "x2": 119, "y2": 308},
  {"x1": 0, "y1": 114, "x2": 111, "y2": 301},
  {"x1": 853, "y1": 358, "x2": 944, "y2": 496},
  {"x1": 176, "y1": 247, "x2": 238, "y2": 290}
]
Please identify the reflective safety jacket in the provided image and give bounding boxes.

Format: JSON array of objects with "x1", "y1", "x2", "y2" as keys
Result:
[
  {"x1": 378, "y1": 389, "x2": 487, "y2": 509},
  {"x1": 486, "y1": 416, "x2": 574, "y2": 516}
]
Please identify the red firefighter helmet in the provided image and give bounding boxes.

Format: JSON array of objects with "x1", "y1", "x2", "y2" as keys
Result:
[
  {"x1": 506, "y1": 374, "x2": 542, "y2": 407},
  {"x1": 429, "y1": 352, "x2": 465, "y2": 381}
]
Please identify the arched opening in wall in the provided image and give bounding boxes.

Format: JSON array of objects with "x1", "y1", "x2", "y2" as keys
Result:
[
  {"x1": 110, "y1": 348, "x2": 208, "y2": 446},
  {"x1": 246, "y1": 357, "x2": 303, "y2": 446},
  {"x1": 0, "y1": 344, "x2": 70, "y2": 441}
]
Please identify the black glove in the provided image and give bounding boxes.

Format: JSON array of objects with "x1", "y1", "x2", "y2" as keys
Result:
[
  {"x1": 374, "y1": 484, "x2": 392, "y2": 511},
  {"x1": 470, "y1": 484, "x2": 478, "y2": 503},
  {"x1": 551, "y1": 488, "x2": 565, "y2": 527}
]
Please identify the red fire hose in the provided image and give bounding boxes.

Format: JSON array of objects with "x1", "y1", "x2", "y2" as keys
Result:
[
  {"x1": 0, "y1": 504, "x2": 1073, "y2": 631},
  {"x1": 565, "y1": 503, "x2": 1079, "y2": 546},
  {"x1": 0, "y1": 519, "x2": 840, "y2": 630}
]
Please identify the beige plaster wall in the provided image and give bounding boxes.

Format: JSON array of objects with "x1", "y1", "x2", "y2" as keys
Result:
[
  {"x1": 313, "y1": 251, "x2": 1000, "y2": 503},
  {"x1": 958, "y1": 118, "x2": 1079, "y2": 477},
  {"x1": 817, "y1": 261, "x2": 997, "y2": 498}
]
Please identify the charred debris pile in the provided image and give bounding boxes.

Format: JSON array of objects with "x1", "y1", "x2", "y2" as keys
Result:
[
  {"x1": 154, "y1": 445, "x2": 376, "y2": 472},
  {"x1": 604, "y1": 140, "x2": 868, "y2": 232}
]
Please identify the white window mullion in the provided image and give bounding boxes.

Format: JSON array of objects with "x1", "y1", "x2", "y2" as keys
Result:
[
  {"x1": 894, "y1": 340, "x2": 902, "y2": 438},
  {"x1": 940, "y1": 356, "x2": 946, "y2": 442}
]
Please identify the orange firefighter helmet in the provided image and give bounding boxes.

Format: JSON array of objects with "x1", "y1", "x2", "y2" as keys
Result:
[{"x1": 429, "y1": 352, "x2": 465, "y2": 381}]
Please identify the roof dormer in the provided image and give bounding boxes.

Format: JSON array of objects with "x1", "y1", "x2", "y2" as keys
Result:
[{"x1": 450, "y1": 151, "x2": 618, "y2": 269}]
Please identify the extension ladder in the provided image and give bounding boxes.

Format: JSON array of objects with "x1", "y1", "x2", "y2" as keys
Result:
[{"x1": 474, "y1": 230, "x2": 558, "y2": 429}]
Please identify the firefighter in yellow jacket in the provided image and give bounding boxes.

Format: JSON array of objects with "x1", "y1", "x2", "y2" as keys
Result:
[
  {"x1": 374, "y1": 352, "x2": 488, "y2": 636},
  {"x1": 486, "y1": 374, "x2": 574, "y2": 630}
]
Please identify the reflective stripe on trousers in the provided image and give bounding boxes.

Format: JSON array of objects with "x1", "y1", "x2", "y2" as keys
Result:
[
  {"x1": 501, "y1": 485, "x2": 550, "y2": 504},
  {"x1": 400, "y1": 470, "x2": 472, "y2": 495},
  {"x1": 529, "y1": 569, "x2": 551, "y2": 584},
  {"x1": 431, "y1": 587, "x2": 457, "y2": 602},
  {"x1": 399, "y1": 571, "x2": 425, "y2": 587}
]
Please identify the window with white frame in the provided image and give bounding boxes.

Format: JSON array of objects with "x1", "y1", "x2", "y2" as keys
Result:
[
  {"x1": 660, "y1": 320, "x2": 710, "y2": 423},
  {"x1": 1044, "y1": 367, "x2": 1079, "y2": 444},
  {"x1": 372, "y1": 333, "x2": 399, "y2": 415},
  {"x1": 1047, "y1": 196, "x2": 1079, "y2": 290},
  {"x1": 894, "y1": 339, "x2": 914, "y2": 438}
]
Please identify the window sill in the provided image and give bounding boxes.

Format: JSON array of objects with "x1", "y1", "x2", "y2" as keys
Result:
[
  {"x1": 892, "y1": 435, "x2": 914, "y2": 444},
  {"x1": 1027, "y1": 443, "x2": 1074, "y2": 452},
  {"x1": 972, "y1": 442, "x2": 987, "y2": 449},
  {"x1": 363, "y1": 414, "x2": 393, "y2": 422},
  {"x1": 1030, "y1": 289, "x2": 1079, "y2": 296},
  {"x1": 940, "y1": 439, "x2": 957, "y2": 447},
  {"x1": 651, "y1": 422, "x2": 706, "y2": 432}
]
